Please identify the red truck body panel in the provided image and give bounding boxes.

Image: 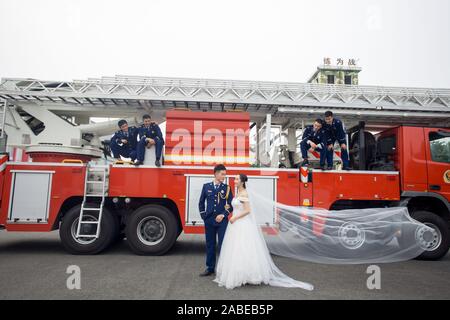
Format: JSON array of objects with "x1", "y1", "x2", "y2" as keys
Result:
[
  {"x1": 0, "y1": 162, "x2": 85, "y2": 231},
  {"x1": 398, "y1": 126, "x2": 429, "y2": 193},
  {"x1": 164, "y1": 110, "x2": 250, "y2": 167},
  {"x1": 0, "y1": 162, "x2": 300, "y2": 234},
  {"x1": 307, "y1": 171, "x2": 400, "y2": 209},
  {"x1": 109, "y1": 165, "x2": 299, "y2": 234}
]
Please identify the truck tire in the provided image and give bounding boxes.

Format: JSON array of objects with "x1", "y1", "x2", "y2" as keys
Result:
[
  {"x1": 320, "y1": 220, "x2": 391, "y2": 259},
  {"x1": 59, "y1": 205, "x2": 117, "y2": 255},
  {"x1": 125, "y1": 204, "x2": 178, "y2": 255},
  {"x1": 405, "y1": 210, "x2": 450, "y2": 260}
]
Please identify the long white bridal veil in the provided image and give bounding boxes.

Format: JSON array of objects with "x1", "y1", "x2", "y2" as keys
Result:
[
  {"x1": 246, "y1": 185, "x2": 432, "y2": 265},
  {"x1": 243, "y1": 187, "x2": 314, "y2": 290}
]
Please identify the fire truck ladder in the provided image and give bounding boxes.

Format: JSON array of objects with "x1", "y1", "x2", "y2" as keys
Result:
[
  {"x1": 75, "y1": 163, "x2": 110, "y2": 239},
  {"x1": 0, "y1": 98, "x2": 7, "y2": 138}
]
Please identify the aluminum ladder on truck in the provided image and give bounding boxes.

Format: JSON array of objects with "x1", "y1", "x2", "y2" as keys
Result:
[
  {"x1": 0, "y1": 99, "x2": 8, "y2": 153},
  {"x1": 0, "y1": 99, "x2": 7, "y2": 138},
  {"x1": 75, "y1": 163, "x2": 109, "y2": 239}
]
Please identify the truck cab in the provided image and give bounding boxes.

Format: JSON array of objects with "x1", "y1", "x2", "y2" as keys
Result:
[{"x1": 348, "y1": 124, "x2": 450, "y2": 259}]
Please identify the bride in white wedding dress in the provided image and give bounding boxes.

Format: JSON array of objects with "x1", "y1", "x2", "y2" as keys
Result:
[{"x1": 213, "y1": 174, "x2": 314, "y2": 291}]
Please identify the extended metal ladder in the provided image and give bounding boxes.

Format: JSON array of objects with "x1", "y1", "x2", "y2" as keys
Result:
[
  {"x1": 75, "y1": 163, "x2": 109, "y2": 239},
  {"x1": 0, "y1": 99, "x2": 7, "y2": 139}
]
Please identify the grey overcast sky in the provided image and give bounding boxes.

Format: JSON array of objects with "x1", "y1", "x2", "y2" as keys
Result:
[{"x1": 0, "y1": 0, "x2": 449, "y2": 88}]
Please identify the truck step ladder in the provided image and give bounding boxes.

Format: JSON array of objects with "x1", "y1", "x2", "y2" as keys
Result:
[{"x1": 75, "y1": 163, "x2": 109, "y2": 239}]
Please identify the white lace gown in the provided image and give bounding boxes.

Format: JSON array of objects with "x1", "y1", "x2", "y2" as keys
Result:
[{"x1": 213, "y1": 196, "x2": 314, "y2": 290}]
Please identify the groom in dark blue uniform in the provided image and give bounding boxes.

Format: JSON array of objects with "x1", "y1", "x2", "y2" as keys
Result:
[{"x1": 198, "y1": 164, "x2": 234, "y2": 276}]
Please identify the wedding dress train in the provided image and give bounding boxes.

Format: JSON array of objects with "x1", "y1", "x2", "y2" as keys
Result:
[{"x1": 213, "y1": 195, "x2": 314, "y2": 290}]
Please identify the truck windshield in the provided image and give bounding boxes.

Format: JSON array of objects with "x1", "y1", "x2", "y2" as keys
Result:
[{"x1": 429, "y1": 132, "x2": 450, "y2": 163}]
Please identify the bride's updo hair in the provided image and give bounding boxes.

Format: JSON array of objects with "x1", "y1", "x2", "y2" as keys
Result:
[{"x1": 239, "y1": 174, "x2": 248, "y2": 188}]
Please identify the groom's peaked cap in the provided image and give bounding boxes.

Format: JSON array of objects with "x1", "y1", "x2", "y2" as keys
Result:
[{"x1": 214, "y1": 164, "x2": 227, "y2": 173}]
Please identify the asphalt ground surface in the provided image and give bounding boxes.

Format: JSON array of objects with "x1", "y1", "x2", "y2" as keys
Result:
[{"x1": 0, "y1": 231, "x2": 449, "y2": 300}]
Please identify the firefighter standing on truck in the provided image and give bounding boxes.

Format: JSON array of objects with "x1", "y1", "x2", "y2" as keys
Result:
[{"x1": 324, "y1": 110, "x2": 351, "y2": 170}]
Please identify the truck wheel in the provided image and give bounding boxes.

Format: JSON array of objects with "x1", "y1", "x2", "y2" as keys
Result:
[
  {"x1": 321, "y1": 221, "x2": 387, "y2": 259},
  {"x1": 59, "y1": 205, "x2": 116, "y2": 255},
  {"x1": 408, "y1": 210, "x2": 450, "y2": 260},
  {"x1": 125, "y1": 204, "x2": 178, "y2": 255}
]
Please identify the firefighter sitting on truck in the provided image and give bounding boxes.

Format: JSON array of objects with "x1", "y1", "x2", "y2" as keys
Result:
[
  {"x1": 300, "y1": 118, "x2": 327, "y2": 169},
  {"x1": 110, "y1": 119, "x2": 139, "y2": 161},
  {"x1": 324, "y1": 110, "x2": 350, "y2": 170},
  {"x1": 134, "y1": 114, "x2": 164, "y2": 167}
]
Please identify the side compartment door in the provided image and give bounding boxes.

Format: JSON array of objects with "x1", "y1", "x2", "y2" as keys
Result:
[
  {"x1": 184, "y1": 174, "x2": 278, "y2": 227},
  {"x1": 245, "y1": 176, "x2": 278, "y2": 226},
  {"x1": 8, "y1": 170, "x2": 54, "y2": 223},
  {"x1": 185, "y1": 175, "x2": 223, "y2": 226}
]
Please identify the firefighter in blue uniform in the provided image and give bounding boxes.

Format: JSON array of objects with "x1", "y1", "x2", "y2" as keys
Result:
[
  {"x1": 110, "y1": 119, "x2": 139, "y2": 161},
  {"x1": 198, "y1": 164, "x2": 234, "y2": 276},
  {"x1": 134, "y1": 114, "x2": 164, "y2": 167},
  {"x1": 300, "y1": 118, "x2": 327, "y2": 169},
  {"x1": 324, "y1": 110, "x2": 350, "y2": 170}
]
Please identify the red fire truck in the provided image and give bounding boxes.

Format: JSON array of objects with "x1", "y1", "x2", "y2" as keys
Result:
[{"x1": 0, "y1": 110, "x2": 449, "y2": 260}]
